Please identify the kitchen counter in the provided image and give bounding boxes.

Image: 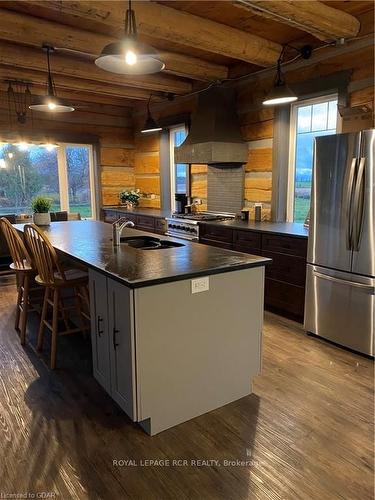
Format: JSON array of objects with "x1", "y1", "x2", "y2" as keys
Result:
[
  {"x1": 102, "y1": 206, "x2": 172, "y2": 219},
  {"x1": 200, "y1": 219, "x2": 309, "y2": 238},
  {"x1": 14, "y1": 220, "x2": 269, "y2": 288}
]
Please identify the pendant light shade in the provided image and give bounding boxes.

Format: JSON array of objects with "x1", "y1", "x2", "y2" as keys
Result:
[
  {"x1": 263, "y1": 83, "x2": 297, "y2": 106},
  {"x1": 29, "y1": 45, "x2": 75, "y2": 113},
  {"x1": 95, "y1": 0, "x2": 165, "y2": 75},
  {"x1": 141, "y1": 96, "x2": 162, "y2": 134},
  {"x1": 263, "y1": 48, "x2": 297, "y2": 106}
]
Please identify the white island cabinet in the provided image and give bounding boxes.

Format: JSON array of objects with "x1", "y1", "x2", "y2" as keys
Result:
[{"x1": 89, "y1": 266, "x2": 264, "y2": 435}]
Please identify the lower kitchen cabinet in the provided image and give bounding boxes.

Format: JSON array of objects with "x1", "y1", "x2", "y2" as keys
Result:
[
  {"x1": 101, "y1": 208, "x2": 165, "y2": 235},
  {"x1": 199, "y1": 224, "x2": 308, "y2": 322},
  {"x1": 89, "y1": 269, "x2": 136, "y2": 419},
  {"x1": 107, "y1": 278, "x2": 136, "y2": 420},
  {"x1": 89, "y1": 270, "x2": 111, "y2": 392}
]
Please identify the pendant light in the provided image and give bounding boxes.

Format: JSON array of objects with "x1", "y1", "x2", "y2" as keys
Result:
[
  {"x1": 263, "y1": 47, "x2": 297, "y2": 106},
  {"x1": 95, "y1": 0, "x2": 165, "y2": 75},
  {"x1": 141, "y1": 96, "x2": 162, "y2": 134},
  {"x1": 29, "y1": 45, "x2": 75, "y2": 113}
]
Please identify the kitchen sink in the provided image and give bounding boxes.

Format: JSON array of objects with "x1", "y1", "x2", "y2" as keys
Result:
[{"x1": 120, "y1": 236, "x2": 184, "y2": 250}]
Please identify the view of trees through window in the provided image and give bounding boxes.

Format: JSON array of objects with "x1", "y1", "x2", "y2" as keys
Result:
[
  {"x1": 0, "y1": 143, "x2": 94, "y2": 218},
  {"x1": 292, "y1": 98, "x2": 337, "y2": 222}
]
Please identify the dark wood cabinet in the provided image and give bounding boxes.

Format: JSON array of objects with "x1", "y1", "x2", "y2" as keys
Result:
[
  {"x1": 262, "y1": 233, "x2": 307, "y2": 257},
  {"x1": 199, "y1": 224, "x2": 308, "y2": 322},
  {"x1": 136, "y1": 215, "x2": 155, "y2": 230},
  {"x1": 101, "y1": 209, "x2": 165, "y2": 236},
  {"x1": 199, "y1": 224, "x2": 233, "y2": 245}
]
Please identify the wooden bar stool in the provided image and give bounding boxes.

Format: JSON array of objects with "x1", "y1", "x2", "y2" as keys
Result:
[
  {"x1": 24, "y1": 224, "x2": 90, "y2": 369},
  {"x1": 0, "y1": 217, "x2": 40, "y2": 344}
]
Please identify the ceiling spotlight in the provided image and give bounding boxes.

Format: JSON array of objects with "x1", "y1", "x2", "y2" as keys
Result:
[
  {"x1": 29, "y1": 45, "x2": 75, "y2": 113},
  {"x1": 95, "y1": 0, "x2": 165, "y2": 75},
  {"x1": 141, "y1": 96, "x2": 162, "y2": 134}
]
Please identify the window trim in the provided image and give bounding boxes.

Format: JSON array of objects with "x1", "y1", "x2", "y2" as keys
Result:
[
  {"x1": 286, "y1": 93, "x2": 339, "y2": 222},
  {"x1": 55, "y1": 142, "x2": 97, "y2": 219},
  {"x1": 168, "y1": 124, "x2": 188, "y2": 212},
  {"x1": 0, "y1": 141, "x2": 96, "y2": 219}
]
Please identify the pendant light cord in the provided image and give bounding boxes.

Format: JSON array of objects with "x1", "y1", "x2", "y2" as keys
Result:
[
  {"x1": 46, "y1": 47, "x2": 56, "y2": 97},
  {"x1": 125, "y1": 0, "x2": 137, "y2": 38}
]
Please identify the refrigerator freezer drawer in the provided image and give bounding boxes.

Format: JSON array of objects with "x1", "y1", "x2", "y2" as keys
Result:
[{"x1": 304, "y1": 264, "x2": 375, "y2": 356}]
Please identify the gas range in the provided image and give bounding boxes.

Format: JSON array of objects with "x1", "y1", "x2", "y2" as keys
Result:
[{"x1": 166, "y1": 212, "x2": 235, "y2": 240}]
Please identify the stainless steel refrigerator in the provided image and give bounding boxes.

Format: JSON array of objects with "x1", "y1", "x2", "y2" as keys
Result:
[{"x1": 304, "y1": 129, "x2": 375, "y2": 356}]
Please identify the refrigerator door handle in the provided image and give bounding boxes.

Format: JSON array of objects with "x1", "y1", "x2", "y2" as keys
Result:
[
  {"x1": 313, "y1": 270, "x2": 375, "y2": 293},
  {"x1": 345, "y1": 157, "x2": 357, "y2": 251},
  {"x1": 352, "y1": 156, "x2": 366, "y2": 251}
]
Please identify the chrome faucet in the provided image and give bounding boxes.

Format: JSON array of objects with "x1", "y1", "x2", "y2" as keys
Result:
[{"x1": 112, "y1": 217, "x2": 135, "y2": 246}]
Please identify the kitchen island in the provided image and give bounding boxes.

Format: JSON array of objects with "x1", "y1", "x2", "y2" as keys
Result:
[{"x1": 15, "y1": 220, "x2": 269, "y2": 435}]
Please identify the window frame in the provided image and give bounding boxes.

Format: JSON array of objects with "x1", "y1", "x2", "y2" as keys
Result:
[
  {"x1": 286, "y1": 93, "x2": 339, "y2": 222},
  {"x1": 0, "y1": 141, "x2": 96, "y2": 219},
  {"x1": 168, "y1": 124, "x2": 188, "y2": 212},
  {"x1": 59, "y1": 143, "x2": 97, "y2": 219}
]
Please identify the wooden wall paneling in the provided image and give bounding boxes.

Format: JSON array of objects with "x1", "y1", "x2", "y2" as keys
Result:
[
  {"x1": 100, "y1": 148, "x2": 135, "y2": 167},
  {"x1": 134, "y1": 153, "x2": 160, "y2": 174},
  {"x1": 245, "y1": 148, "x2": 273, "y2": 172},
  {"x1": 101, "y1": 168, "x2": 135, "y2": 188},
  {"x1": 135, "y1": 176, "x2": 161, "y2": 196}
]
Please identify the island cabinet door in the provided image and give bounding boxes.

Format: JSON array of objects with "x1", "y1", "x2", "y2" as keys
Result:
[
  {"x1": 107, "y1": 279, "x2": 137, "y2": 421},
  {"x1": 89, "y1": 270, "x2": 111, "y2": 393}
]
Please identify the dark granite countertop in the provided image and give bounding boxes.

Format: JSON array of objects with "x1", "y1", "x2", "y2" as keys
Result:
[
  {"x1": 15, "y1": 221, "x2": 270, "y2": 288},
  {"x1": 200, "y1": 220, "x2": 309, "y2": 238},
  {"x1": 102, "y1": 206, "x2": 172, "y2": 219}
]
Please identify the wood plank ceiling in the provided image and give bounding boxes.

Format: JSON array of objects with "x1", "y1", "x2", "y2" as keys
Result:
[{"x1": 0, "y1": 0, "x2": 373, "y2": 113}]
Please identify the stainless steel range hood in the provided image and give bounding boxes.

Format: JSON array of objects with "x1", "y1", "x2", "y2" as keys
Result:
[{"x1": 174, "y1": 87, "x2": 248, "y2": 165}]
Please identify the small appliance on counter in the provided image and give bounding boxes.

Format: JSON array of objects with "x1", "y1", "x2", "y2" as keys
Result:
[{"x1": 175, "y1": 194, "x2": 188, "y2": 214}]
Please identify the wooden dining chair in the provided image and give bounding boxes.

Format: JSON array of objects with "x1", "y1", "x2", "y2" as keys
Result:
[
  {"x1": 24, "y1": 223, "x2": 90, "y2": 369},
  {"x1": 0, "y1": 217, "x2": 39, "y2": 344}
]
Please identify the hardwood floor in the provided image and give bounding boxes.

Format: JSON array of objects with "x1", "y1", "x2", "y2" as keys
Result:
[{"x1": 0, "y1": 279, "x2": 373, "y2": 500}]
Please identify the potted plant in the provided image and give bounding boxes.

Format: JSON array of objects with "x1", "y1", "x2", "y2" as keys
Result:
[
  {"x1": 119, "y1": 189, "x2": 141, "y2": 209},
  {"x1": 31, "y1": 196, "x2": 52, "y2": 225}
]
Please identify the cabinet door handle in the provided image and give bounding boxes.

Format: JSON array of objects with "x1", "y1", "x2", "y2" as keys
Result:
[
  {"x1": 97, "y1": 315, "x2": 104, "y2": 337},
  {"x1": 113, "y1": 327, "x2": 120, "y2": 350}
]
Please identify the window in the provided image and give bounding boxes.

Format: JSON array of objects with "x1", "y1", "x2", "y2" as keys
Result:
[
  {"x1": 288, "y1": 95, "x2": 338, "y2": 222},
  {"x1": 0, "y1": 142, "x2": 96, "y2": 218},
  {"x1": 169, "y1": 125, "x2": 188, "y2": 210}
]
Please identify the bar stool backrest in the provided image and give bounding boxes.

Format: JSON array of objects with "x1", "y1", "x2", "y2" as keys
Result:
[
  {"x1": 0, "y1": 217, "x2": 32, "y2": 270},
  {"x1": 24, "y1": 224, "x2": 64, "y2": 286}
]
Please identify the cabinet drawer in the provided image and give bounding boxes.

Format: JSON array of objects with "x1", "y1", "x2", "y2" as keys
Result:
[
  {"x1": 102, "y1": 210, "x2": 119, "y2": 223},
  {"x1": 124, "y1": 213, "x2": 137, "y2": 223},
  {"x1": 199, "y1": 238, "x2": 232, "y2": 250},
  {"x1": 262, "y1": 250, "x2": 306, "y2": 286},
  {"x1": 154, "y1": 218, "x2": 166, "y2": 234},
  {"x1": 233, "y1": 230, "x2": 261, "y2": 252},
  {"x1": 136, "y1": 215, "x2": 155, "y2": 230},
  {"x1": 199, "y1": 224, "x2": 233, "y2": 244},
  {"x1": 233, "y1": 244, "x2": 262, "y2": 256},
  {"x1": 264, "y1": 278, "x2": 305, "y2": 320},
  {"x1": 261, "y1": 234, "x2": 307, "y2": 257}
]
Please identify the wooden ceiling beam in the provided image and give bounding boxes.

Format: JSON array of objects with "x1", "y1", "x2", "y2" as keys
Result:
[
  {"x1": 6, "y1": 0, "x2": 282, "y2": 66},
  {"x1": 233, "y1": 0, "x2": 361, "y2": 42},
  {"x1": 0, "y1": 65, "x2": 154, "y2": 102},
  {"x1": 0, "y1": 9, "x2": 191, "y2": 94},
  {"x1": 1, "y1": 2, "x2": 228, "y2": 81},
  {"x1": 0, "y1": 42, "x2": 187, "y2": 100}
]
